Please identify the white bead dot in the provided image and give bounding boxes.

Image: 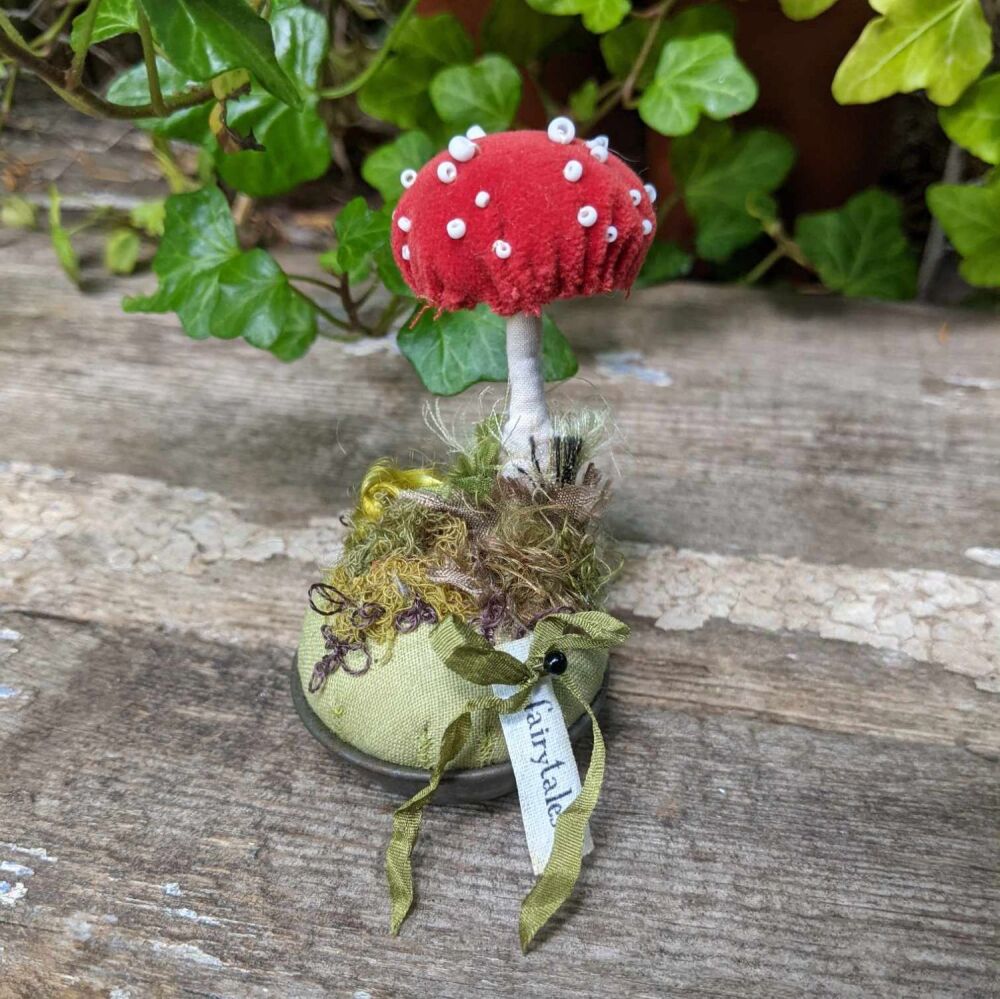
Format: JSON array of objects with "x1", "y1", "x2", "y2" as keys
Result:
[
  {"x1": 577, "y1": 205, "x2": 597, "y2": 227},
  {"x1": 447, "y1": 218, "x2": 466, "y2": 239},
  {"x1": 547, "y1": 116, "x2": 575, "y2": 144},
  {"x1": 397, "y1": 216, "x2": 412, "y2": 233},
  {"x1": 466, "y1": 124, "x2": 486, "y2": 140},
  {"x1": 401, "y1": 244, "x2": 411, "y2": 260},
  {"x1": 606, "y1": 225, "x2": 618, "y2": 243},
  {"x1": 642, "y1": 219, "x2": 653, "y2": 235},
  {"x1": 437, "y1": 161, "x2": 457, "y2": 184},
  {"x1": 589, "y1": 144, "x2": 608, "y2": 163},
  {"x1": 475, "y1": 191, "x2": 490, "y2": 208},
  {"x1": 493, "y1": 240, "x2": 511, "y2": 259},
  {"x1": 629, "y1": 189, "x2": 642, "y2": 206},
  {"x1": 586, "y1": 135, "x2": 609, "y2": 149},
  {"x1": 563, "y1": 159, "x2": 583, "y2": 182},
  {"x1": 644, "y1": 183, "x2": 658, "y2": 203},
  {"x1": 448, "y1": 135, "x2": 477, "y2": 162},
  {"x1": 400, "y1": 168, "x2": 417, "y2": 189}
]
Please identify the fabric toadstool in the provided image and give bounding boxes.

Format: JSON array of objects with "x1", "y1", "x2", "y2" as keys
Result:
[{"x1": 391, "y1": 118, "x2": 656, "y2": 476}]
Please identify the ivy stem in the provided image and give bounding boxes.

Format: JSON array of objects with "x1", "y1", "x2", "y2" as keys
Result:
[
  {"x1": 0, "y1": 11, "x2": 214, "y2": 120},
  {"x1": 290, "y1": 285, "x2": 355, "y2": 333},
  {"x1": 287, "y1": 272, "x2": 343, "y2": 294},
  {"x1": 65, "y1": 0, "x2": 99, "y2": 90},
  {"x1": 318, "y1": 0, "x2": 420, "y2": 100},
  {"x1": 620, "y1": 0, "x2": 675, "y2": 107},
  {"x1": 136, "y1": 10, "x2": 166, "y2": 117},
  {"x1": 372, "y1": 294, "x2": 408, "y2": 338},
  {"x1": 741, "y1": 246, "x2": 785, "y2": 285},
  {"x1": 0, "y1": 63, "x2": 17, "y2": 136}
]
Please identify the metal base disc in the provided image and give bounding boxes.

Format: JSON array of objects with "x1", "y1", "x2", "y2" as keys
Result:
[{"x1": 289, "y1": 653, "x2": 606, "y2": 804}]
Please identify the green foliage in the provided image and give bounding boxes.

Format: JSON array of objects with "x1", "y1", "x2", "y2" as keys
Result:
[
  {"x1": 795, "y1": 189, "x2": 917, "y2": 299},
  {"x1": 635, "y1": 242, "x2": 693, "y2": 288},
  {"x1": 638, "y1": 18, "x2": 756, "y2": 136},
  {"x1": 927, "y1": 178, "x2": 1000, "y2": 288},
  {"x1": 481, "y1": 0, "x2": 572, "y2": 61},
  {"x1": 430, "y1": 55, "x2": 522, "y2": 133},
  {"x1": 524, "y1": 0, "x2": 631, "y2": 34},
  {"x1": 358, "y1": 14, "x2": 473, "y2": 135},
  {"x1": 105, "y1": 57, "x2": 215, "y2": 142},
  {"x1": 569, "y1": 79, "x2": 600, "y2": 121},
  {"x1": 213, "y1": 5, "x2": 330, "y2": 197},
  {"x1": 398, "y1": 306, "x2": 577, "y2": 396},
  {"x1": 328, "y1": 197, "x2": 390, "y2": 275},
  {"x1": 105, "y1": 227, "x2": 141, "y2": 275},
  {"x1": 47, "y1": 187, "x2": 81, "y2": 287},
  {"x1": 939, "y1": 73, "x2": 1000, "y2": 165},
  {"x1": 832, "y1": 0, "x2": 991, "y2": 106},
  {"x1": 362, "y1": 131, "x2": 437, "y2": 204},
  {"x1": 125, "y1": 186, "x2": 316, "y2": 357},
  {"x1": 0, "y1": 195, "x2": 37, "y2": 230},
  {"x1": 672, "y1": 121, "x2": 796, "y2": 261},
  {"x1": 778, "y1": 0, "x2": 839, "y2": 20},
  {"x1": 70, "y1": 0, "x2": 138, "y2": 51},
  {"x1": 138, "y1": 0, "x2": 302, "y2": 108}
]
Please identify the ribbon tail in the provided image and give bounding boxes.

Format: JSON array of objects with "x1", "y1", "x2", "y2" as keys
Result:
[
  {"x1": 517, "y1": 688, "x2": 605, "y2": 953},
  {"x1": 385, "y1": 709, "x2": 473, "y2": 935}
]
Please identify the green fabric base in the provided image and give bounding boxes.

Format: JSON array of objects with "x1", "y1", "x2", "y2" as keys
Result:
[{"x1": 296, "y1": 607, "x2": 608, "y2": 770}]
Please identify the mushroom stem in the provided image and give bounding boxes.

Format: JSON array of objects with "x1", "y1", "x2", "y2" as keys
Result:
[{"x1": 501, "y1": 311, "x2": 553, "y2": 479}]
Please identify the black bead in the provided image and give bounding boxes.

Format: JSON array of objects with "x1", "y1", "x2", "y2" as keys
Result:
[{"x1": 543, "y1": 649, "x2": 568, "y2": 675}]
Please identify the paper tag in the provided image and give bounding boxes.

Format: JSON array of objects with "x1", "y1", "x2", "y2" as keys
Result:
[{"x1": 493, "y1": 635, "x2": 593, "y2": 876}]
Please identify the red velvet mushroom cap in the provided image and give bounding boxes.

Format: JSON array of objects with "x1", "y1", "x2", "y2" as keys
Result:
[{"x1": 390, "y1": 122, "x2": 657, "y2": 317}]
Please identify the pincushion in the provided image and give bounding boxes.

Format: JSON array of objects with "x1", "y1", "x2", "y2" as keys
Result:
[
  {"x1": 391, "y1": 124, "x2": 656, "y2": 316},
  {"x1": 293, "y1": 117, "x2": 653, "y2": 951}
]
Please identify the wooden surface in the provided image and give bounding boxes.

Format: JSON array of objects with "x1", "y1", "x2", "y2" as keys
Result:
[{"x1": 2, "y1": 218, "x2": 999, "y2": 997}]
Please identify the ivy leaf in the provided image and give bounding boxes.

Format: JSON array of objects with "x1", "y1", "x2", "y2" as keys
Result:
[
  {"x1": 832, "y1": 0, "x2": 991, "y2": 107},
  {"x1": 601, "y1": 5, "x2": 735, "y2": 90},
  {"x1": 330, "y1": 197, "x2": 389, "y2": 275},
  {"x1": 374, "y1": 243, "x2": 413, "y2": 298},
  {"x1": 939, "y1": 73, "x2": 1000, "y2": 165},
  {"x1": 778, "y1": 0, "x2": 839, "y2": 19},
  {"x1": 927, "y1": 178, "x2": 1000, "y2": 287},
  {"x1": 795, "y1": 188, "x2": 917, "y2": 299},
  {"x1": 129, "y1": 200, "x2": 166, "y2": 237},
  {"x1": 214, "y1": 249, "x2": 316, "y2": 350},
  {"x1": 362, "y1": 131, "x2": 436, "y2": 203},
  {"x1": 398, "y1": 305, "x2": 577, "y2": 396},
  {"x1": 1, "y1": 195, "x2": 37, "y2": 229},
  {"x1": 105, "y1": 228, "x2": 141, "y2": 275},
  {"x1": 638, "y1": 31, "x2": 756, "y2": 136},
  {"x1": 481, "y1": 0, "x2": 572, "y2": 61},
  {"x1": 635, "y1": 241, "x2": 693, "y2": 287},
  {"x1": 48, "y1": 187, "x2": 80, "y2": 287},
  {"x1": 213, "y1": 5, "x2": 331, "y2": 197},
  {"x1": 136, "y1": 0, "x2": 301, "y2": 108},
  {"x1": 524, "y1": 0, "x2": 631, "y2": 34},
  {"x1": 430, "y1": 55, "x2": 522, "y2": 133},
  {"x1": 569, "y1": 79, "x2": 600, "y2": 122},
  {"x1": 672, "y1": 121, "x2": 795, "y2": 261},
  {"x1": 125, "y1": 186, "x2": 317, "y2": 352},
  {"x1": 105, "y1": 57, "x2": 213, "y2": 143},
  {"x1": 124, "y1": 186, "x2": 239, "y2": 338},
  {"x1": 70, "y1": 0, "x2": 138, "y2": 51},
  {"x1": 358, "y1": 14, "x2": 473, "y2": 133}
]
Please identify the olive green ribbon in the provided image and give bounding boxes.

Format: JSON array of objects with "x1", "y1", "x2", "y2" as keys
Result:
[{"x1": 385, "y1": 610, "x2": 629, "y2": 952}]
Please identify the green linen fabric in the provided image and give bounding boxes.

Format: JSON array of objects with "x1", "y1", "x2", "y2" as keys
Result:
[{"x1": 296, "y1": 607, "x2": 608, "y2": 769}]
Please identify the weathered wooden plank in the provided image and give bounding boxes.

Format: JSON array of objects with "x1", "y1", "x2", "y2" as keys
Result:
[
  {"x1": 1, "y1": 613, "x2": 996, "y2": 998},
  {"x1": 1, "y1": 230, "x2": 998, "y2": 578}
]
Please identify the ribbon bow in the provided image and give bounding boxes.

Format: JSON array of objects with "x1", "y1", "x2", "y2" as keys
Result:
[{"x1": 385, "y1": 610, "x2": 629, "y2": 952}]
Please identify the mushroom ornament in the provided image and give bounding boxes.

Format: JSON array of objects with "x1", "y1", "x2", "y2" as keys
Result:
[
  {"x1": 391, "y1": 117, "x2": 656, "y2": 476},
  {"x1": 292, "y1": 118, "x2": 653, "y2": 952}
]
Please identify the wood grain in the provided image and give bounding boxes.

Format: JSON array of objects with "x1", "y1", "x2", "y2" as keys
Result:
[{"x1": 1, "y1": 192, "x2": 999, "y2": 994}]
